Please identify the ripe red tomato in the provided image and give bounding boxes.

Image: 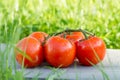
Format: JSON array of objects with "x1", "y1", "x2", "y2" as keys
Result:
[
  {"x1": 29, "y1": 32, "x2": 48, "y2": 43},
  {"x1": 29, "y1": 32, "x2": 48, "y2": 62},
  {"x1": 66, "y1": 32, "x2": 85, "y2": 43},
  {"x1": 44, "y1": 36, "x2": 76, "y2": 68},
  {"x1": 15, "y1": 37, "x2": 43, "y2": 68},
  {"x1": 76, "y1": 36, "x2": 106, "y2": 66},
  {"x1": 58, "y1": 32, "x2": 85, "y2": 43}
]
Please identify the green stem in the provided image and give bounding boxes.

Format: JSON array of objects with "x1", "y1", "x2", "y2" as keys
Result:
[
  {"x1": 79, "y1": 29, "x2": 88, "y2": 39},
  {"x1": 53, "y1": 29, "x2": 94, "y2": 39}
]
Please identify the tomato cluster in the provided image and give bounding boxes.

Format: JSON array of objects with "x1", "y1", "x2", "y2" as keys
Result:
[{"x1": 15, "y1": 29, "x2": 106, "y2": 68}]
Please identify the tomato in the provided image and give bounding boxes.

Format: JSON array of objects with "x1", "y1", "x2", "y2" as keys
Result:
[
  {"x1": 29, "y1": 32, "x2": 48, "y2": 62},
  {"x1": 29, "y1": 32, "x2": 48, "y2": 43},
  {"x1": 76, "y1": 36, "x2": 106, "y2": 66},
  {"x1": 44, "y1": 36, "x2": 76, "y2": 68},
  {"x1": 66, "y1": 32, "x2": 85, "y2": 43},
  {"x1": 15, "y1": 37, "x2": 43, "y2": 68},
  {"x1": 59, "y1": 32, "x2": 84, "y2": 43}
]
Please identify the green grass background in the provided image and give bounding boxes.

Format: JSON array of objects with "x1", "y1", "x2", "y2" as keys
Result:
[
  {"x1": 0, "y1": 0, "x2": 120, "y2": 80},
  {"x1": 0, "y1": 0, "x2": 120, "y2": 48}
]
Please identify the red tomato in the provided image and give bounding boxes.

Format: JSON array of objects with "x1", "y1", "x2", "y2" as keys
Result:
[
  {"x1": 44, "y1": 36, "x2": 76, "y2": 68},
  {"x1": 15, "y1": 37, "x2": 43, "y2": 68},
  {"x1": 29, "y1": 32, "x2": 48, "y2": 43},
  {"x1": 29, "y1": 32, "x2": 48, "y2": 62},
  {"x1": 76, "y1": 36, "x2": 106, "y2": 66},
  {"x1": 58, "y1": 32, "x2": 85, "y2": 43},
  {"x1": 66, "y1": 32, "x2": 85, "y2": 43}
]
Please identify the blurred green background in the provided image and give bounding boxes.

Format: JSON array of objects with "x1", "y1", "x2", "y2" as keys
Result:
[{"x1": 0, "y1": 0, "x2": 120, "y2": 49}]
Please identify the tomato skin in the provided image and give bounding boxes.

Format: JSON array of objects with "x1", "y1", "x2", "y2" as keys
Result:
[
  {"x1": 44, "y1": 36, "x2": 76, "y2": 68},
  {"x1": 76, "y1": 36, "x2": 106, "y2": 66},
  {"x1": 29, "y1": 32, "x2": 48, "y2": 43},
  {"x1": 59, "y1": 32, "x2": 84, "y2": 43},
  {"x1": 15, "y1": 37, "x2": 43, "y2": 68},
  {"x1": 29, "y1": 32, "x2": 48, "y2": 62},
  {"x1": 66, "y1": 32, "x2": 85, "y2": 43}
]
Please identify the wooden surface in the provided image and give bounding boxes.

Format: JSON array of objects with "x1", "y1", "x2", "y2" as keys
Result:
[
  {"x1": 17, "y1": 49, "x2": 120, "y2": 80},
  {"x1": 1, "y1": 44, "x2": 120, "y2": 80}
]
